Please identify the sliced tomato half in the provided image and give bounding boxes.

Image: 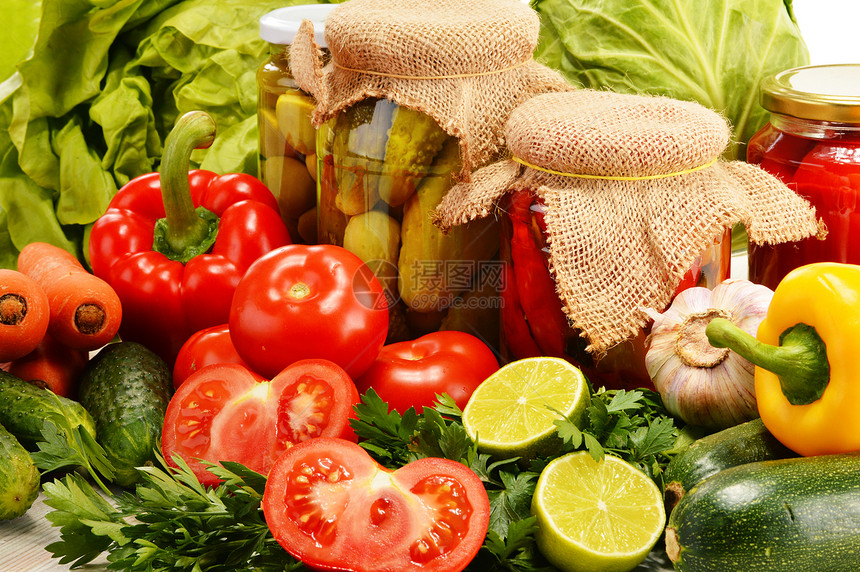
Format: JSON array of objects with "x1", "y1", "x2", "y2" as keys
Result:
[
  {"x1": 262, "y1": 438, "x2": 490, "y2": 572},
  {"x1": 161, "y1": 359, "x2": 359, "y2": 486}
]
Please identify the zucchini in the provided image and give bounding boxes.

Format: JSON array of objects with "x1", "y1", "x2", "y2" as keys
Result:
[
  {"x1": 664, "y1": 418, "x2": 796, "y2": 512},
  {"x1": 666, "y1": 453, "x2": 860, "y2": 572},
  {"x1": 0, "y1": 422, "x2": 39, "y2": 520},
  {"x1": 78, "y1": 341, "x2": 173, "y2": 487},
  {"x1": 0, "y1": 370, "x2": 96, "y2": 450}
]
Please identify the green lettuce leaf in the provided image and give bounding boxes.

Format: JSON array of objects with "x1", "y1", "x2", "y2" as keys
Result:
[
  {"x1": 0, "y1": 100, "x2": 81, "y2": 259},
  {"x1": 0, "y1": 0, "x2": 331, "y2": 268},
  {"x1": 0, "y1": 0, "x2": 40, "y2": 98},
  {"x1": 532, "y1": 0, "x2": 810, "y2": 160}
]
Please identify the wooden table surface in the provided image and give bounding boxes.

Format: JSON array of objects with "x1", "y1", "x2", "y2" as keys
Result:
[{"x1": 0, "y1": 492, "x2": 109, "y2": 572}]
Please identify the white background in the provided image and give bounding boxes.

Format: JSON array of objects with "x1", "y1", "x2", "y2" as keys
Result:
[{"x1": 793, "y1": 0, "x2": 860, "y2": 64}]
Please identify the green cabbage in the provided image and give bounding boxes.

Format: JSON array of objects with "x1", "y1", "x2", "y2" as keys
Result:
[
  {"x1": 531, "y1": 0, "x2": 809, "y2": 161},
  {"x1": 0, "y1": 0, "x2": 330, "y2": 268}
]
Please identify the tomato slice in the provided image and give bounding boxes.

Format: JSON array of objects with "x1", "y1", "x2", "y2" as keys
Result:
[
  {"x1": 161, "y1": 359, "x2": 359, "y2": 486},
  {"x1": 263, "y1": 438, "x2": 490, "y2": 572}
]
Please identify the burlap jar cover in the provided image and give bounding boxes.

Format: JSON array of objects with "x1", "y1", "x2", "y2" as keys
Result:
[
  {"x1": 435, "y1": 90, "x2": 826, "y2": 356},
  {"x1": 288, "y1": 0, "x2": 571, "y2": 177}
]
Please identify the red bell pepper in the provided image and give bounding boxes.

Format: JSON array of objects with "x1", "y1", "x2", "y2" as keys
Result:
[{"x1": 89, "y1": 111, "x2": 291, "y2": 364}]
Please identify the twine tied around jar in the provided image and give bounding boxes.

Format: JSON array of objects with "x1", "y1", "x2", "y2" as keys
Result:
[
  {"x1": 435, "y1": 90, "x2": 827, "y2": 356},
  {"x1": 288, "y1": 0, "x2": 572, "y2": 179}
]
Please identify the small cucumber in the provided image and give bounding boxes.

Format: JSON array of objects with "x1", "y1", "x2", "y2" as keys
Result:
[
  {"x1": 666, "y1": 452, "x2": 860, "y2": 572},
  {"x1": 0, "y1": 422, "x2": 40, "y2": 520},
  {"x1": 664, "y1": 418, "x2": 796, "y2": 512},
  {"x1": 0, "y1": 370, "x2": 96, "y2": 450},
  {"x1": 78, "y1": 341, "x2": 173, "y2": 487}
]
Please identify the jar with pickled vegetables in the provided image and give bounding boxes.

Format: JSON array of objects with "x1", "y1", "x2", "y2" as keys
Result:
[
  {"x1": 288, "y1": 0, "x2": 571, "y2": 346},
  {"x1": 748, "y1": 64, "x2": 860, "y2": 290},
  {"x1": 435, "y1": 90, "x2": 821, "y2": 391},
  {"x1": 257, "y1": 5, "x2": 334, "y2": 243}
]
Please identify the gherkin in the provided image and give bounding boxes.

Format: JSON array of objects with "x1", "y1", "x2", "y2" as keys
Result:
[
  {"x1": 342, "y1": 209, "x2": 401, "y2": 291},
  {"x1": 398, "y1": 137, "x2": 499, "y2": 312},
  {"x1": 378, "y1": 105, "x2": 450, "y2": 207},
  {"x1": 330, "y1": 99, "x2": 394, "y2": 215},
  {"x1": 0, "y1": 422, "x2": 39, "y2": 521}
]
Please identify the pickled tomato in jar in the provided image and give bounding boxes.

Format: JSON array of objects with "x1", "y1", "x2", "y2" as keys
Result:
[{"x1": 748, "y1": 64, "x2": 860, "y2": 289}]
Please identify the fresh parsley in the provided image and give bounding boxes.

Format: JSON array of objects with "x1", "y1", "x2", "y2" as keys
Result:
[
  {"x1": 30, "y1": 392, "x2": 116, "y2": 491},
  {"x1": 552, "y1": 388, "x2": 681, "y2": 489},
  {"x1": 43, "y1": 454, "x2": 308, "y2": 571},
  {"x1": 351, "y1": 388, "x2": 680, "y2": 571}
]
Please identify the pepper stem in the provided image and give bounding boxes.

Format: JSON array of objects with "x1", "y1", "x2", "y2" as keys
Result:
[
  {"x1": 705, "y1": 317, "x2": 829, "y2": 406},
  {"x1": 154, "y1": 111, "x2": 219, "y2": 263}
]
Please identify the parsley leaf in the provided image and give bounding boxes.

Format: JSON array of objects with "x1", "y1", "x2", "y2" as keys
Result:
[
  {"x1": 30, "y1": 392, "x2": 116, "y2": 492},
  {"x1": 42, "y1": 453, "x2": 308, "y2": 571},
  {"x1": 553, "y1": 387, "x2": 681, "y2": 487},
  {"x1": 486, "y1": 470, "x2": 538, "y2": 534},
  {"x1": 631, "y1": 416, "x2": 678, "y2": 460}
]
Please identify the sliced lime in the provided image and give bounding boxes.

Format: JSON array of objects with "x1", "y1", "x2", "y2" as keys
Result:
[
  {"x1": 462, "y1": 357, "x2": 589, "y2": 459},
  {"x1": 532, "y1": 451, "x2": 666, "y2": 572}
]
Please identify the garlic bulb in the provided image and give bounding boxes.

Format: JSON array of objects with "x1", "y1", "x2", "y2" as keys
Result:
[{"x1": 644, "y1": 279, "x2": 774, "y2": 429}]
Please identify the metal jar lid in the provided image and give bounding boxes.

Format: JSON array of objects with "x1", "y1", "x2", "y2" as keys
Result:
[
  {"x1": 259, "y1": 4, "x2": 337, "y2": 47},
  {"x1": 761, "y1": 64, "x2": 860, "y2": 123}
]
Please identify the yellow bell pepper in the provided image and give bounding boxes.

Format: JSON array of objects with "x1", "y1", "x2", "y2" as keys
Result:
[{"x1": 706, "y1": 262, "x2": 860, "y2": 456}]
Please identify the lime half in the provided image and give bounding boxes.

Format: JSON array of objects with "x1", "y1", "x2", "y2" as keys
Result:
[
  {"x1": 462, "y1": 357, "x2": 590, "y2": 459},
  {"x1": 532, "y1": 451, "x2": 666, "y2": 572}
]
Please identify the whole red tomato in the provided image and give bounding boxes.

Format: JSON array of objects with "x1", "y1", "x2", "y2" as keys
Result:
[
  {"x1": 172, "y1": 324, "x2": 249, "y2": 389},
  {"x1": 262, "y1": 437, "x2": 490, "y2": 572},
  {"x1": 229, "y1": 244, "x2": 389, "y2": 379},
  {"x1": 355, "y1": 331, "x2": 499, "y2": 413},
  {"x1": 161, "y1": 359, "x2": 359, "y2": 486}
]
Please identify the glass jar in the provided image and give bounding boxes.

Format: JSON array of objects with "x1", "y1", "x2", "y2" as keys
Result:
[
  {"x1": 257, "y1": 5, "x2": 334, "y2": 243},
  {"x1": 500, "y1": 190, "x2": 731, "y2": 390},
  {"x1": 748, "y1": 64, "x2": 860, "y2": 289},
  {"x1": 316, "y1": 98, "x2": 502, "y2": 346}
]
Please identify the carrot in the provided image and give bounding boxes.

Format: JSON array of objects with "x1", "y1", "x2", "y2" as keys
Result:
[
  {"x1": 8, "y1": 333, "x2": 89, "y2": 398},
  {"x1": 17, "y1": 242, "x2": 122, "y2": 351},
  {"x1": 0, "y1": 268, "x2": 50, "y2": 361}
]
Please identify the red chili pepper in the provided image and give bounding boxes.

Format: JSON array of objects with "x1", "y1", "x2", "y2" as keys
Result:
[
  {"x1": 506, "y1": 191, "x2": 568, "y2": 358},
  {"x1": 89, "y1": 111, "x2": 291, "y2": 365},
  {"x1": 499, "y1": 258, "x2": 542, "y2": 360}
]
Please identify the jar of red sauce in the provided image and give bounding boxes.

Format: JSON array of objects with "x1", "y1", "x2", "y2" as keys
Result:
[{"x1": 748, "y1": 64, "x2": 860, "y2": 289}]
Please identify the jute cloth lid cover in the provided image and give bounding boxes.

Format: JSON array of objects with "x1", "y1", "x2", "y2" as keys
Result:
[
  {"x1": 436, "y1": 90, "x2": 825, "y2": 355},
  {"x1": 289, "y1": 0, "x2": 571, "y2": 178}
]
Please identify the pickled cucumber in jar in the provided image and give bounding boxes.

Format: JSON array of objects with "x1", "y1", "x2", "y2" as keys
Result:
[
  {"x1": 256, "y1": 5, "x2": 334, "y2": 242},
  {"x1": 318, "y1": 98, "x2": 500, "y2": 343}
]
